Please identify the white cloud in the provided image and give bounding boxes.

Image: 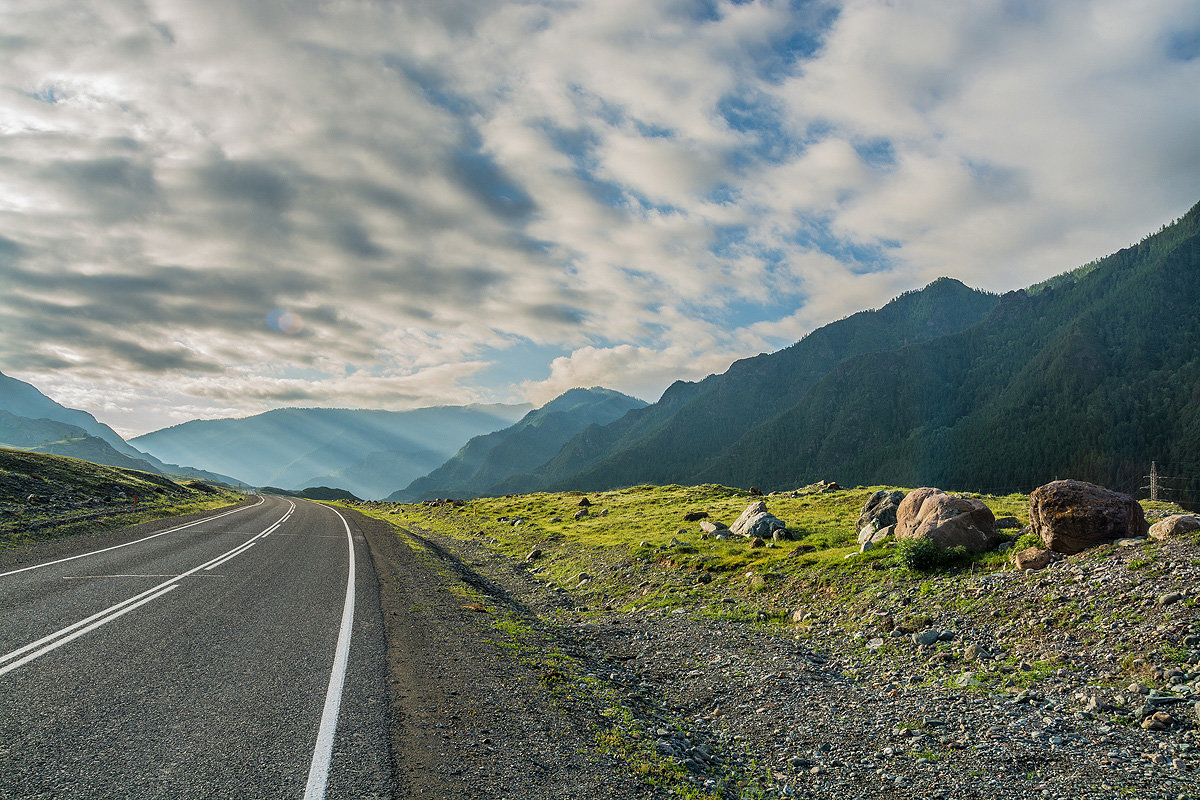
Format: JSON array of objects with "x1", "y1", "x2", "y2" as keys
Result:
[{"x1": 0, "y1": 0, "x2": 1195, "y2": 432}]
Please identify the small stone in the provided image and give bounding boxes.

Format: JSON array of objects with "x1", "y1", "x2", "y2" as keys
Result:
[
  {"x1": 1158, "y1": 592, "x2": 1185, "y2": 607},
  {"x1": 524, "y1": 548, "x2": 542, "y2": 562},
  {"x1": 913, "y1": 630, "x2": 941, "y2": 646},
  {"x1": 1142, "y1": 711, "x2": 1174, "y2": 731},
  {"x1": 866, "y1": 638, "x2": 885, "y2": 650},
  {"x1": 963, "y1": 643, "x2": 981, "y2": 661},
  {"x1": 749, "y1": 537, "x2": 766, "y2": 548}
]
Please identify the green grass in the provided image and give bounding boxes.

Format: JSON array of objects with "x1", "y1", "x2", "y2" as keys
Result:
[
  {"x1": 349, "y1": 484, "x2": 1193, "y2": 702},
  {"x1": 349, "y1": 485, "x2": 1048, "y2": 627},
  {"x1": 0, "y1": 447, "x2": 244, "y2": 547}
]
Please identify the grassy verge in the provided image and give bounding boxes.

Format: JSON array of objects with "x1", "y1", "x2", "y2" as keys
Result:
[
  {"x1": 0, "y1": 447, "x2": 245, "y2": 548},
  {"x1": 354, "y1": 484, "x2": 1030, "y2": 623}
]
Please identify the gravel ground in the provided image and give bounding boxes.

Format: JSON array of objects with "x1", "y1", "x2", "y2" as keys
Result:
[{"x1": 359, "y1": 505, "x2": 1200, "y2": 800}]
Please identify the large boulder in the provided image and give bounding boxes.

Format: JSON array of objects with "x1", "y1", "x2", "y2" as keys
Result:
[
  {"x1": 1029, "y1": 480, "x2": 1148, "y2": 555},
  {"x1": 895, "y1": 487, "x2": 1000, "y2": 554},
  {"x1": 1149, "y1": 514, "x2": 1200, "y2": 540},
  {"x1": 856, "y1": 490, "x2": 905, "y2": 543},
  {"x1": 730, "y1": 501, "x2": 788, "y2": 539}
]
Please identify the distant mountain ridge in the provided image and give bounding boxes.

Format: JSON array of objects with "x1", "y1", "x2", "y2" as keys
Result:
[
  {"x1": 0, "y1": 371, "x2": 235, "y2": 483},
  {"x1": 0, "y1": 371, "x2": 147, "y2": 459},
  {"x1": 132, "y1": 404, "x2": 532, "y2": 499},
  {"x1": 498, "y1": 277, "x2": 998, "y2": 494},
  {"x1": 504, "y1": 200, "x2": 1200, "y2": 503},
  {"x1": 389, "y1": 387, "x2": 647, "y2": 501}
]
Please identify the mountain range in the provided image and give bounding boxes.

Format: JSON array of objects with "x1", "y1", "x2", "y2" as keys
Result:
[
  {"x1": 393, "y1": 200, "x2": 1197, "y2": 505},
  {"x1": 486, "y1": 200, "x2": 1198, "y2": 503},
  {"x1": 130, "y1": 404, "x2": 532, "y2": 499},
  {"x1": 0, "y1": 372, "x2": 234, "y2": 483},
  {"x1": 389, "y1": 387, "x2": 647, "y2": 501},
  {"x1": 4, "y1": 201, "x2": 1196, "y2": 506}
]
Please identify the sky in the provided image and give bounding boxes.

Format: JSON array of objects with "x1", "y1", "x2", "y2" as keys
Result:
[{"x1": 1, "y1": 0, "x2": 1198, "y2": 437}]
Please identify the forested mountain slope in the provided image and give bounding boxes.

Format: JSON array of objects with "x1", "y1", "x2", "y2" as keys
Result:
[{"x1": 699, "y1": 201, "x2": 1200, "y2": 501}]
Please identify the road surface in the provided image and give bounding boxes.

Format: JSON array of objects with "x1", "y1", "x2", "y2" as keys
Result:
[{"x1": 0, "y1": 494, "x2": 392, "y2": 799}]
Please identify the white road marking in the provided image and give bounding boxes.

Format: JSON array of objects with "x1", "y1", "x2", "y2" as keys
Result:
[
  {"x1": 303, "y1": 504, "x2": 357, "y2": 800},
  {"x1": 0, "y1": 500, "x2": 295, "y2": 677},
  {"x1": 202, "y1": 539, "x2": 260, "y2": 570},
  {"x1": 63, "y1": 574, "x2": 229, "y2": 579},
  {"x1": 0, "y1": 585, "x2": 180, "y2": 677},
  {"x1": 0, "y1": 496, "x2": 265, "y2": 579}
]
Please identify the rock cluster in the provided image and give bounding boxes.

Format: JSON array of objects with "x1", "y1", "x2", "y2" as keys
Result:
[{"x1": 730, "y1": 501, "x2": 788, "y2": 541}]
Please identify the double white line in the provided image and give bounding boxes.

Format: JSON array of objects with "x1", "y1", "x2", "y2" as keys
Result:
[
  {"x1": 0, "y1": 500, "x2": 295, "y2": 678},
  {"x1": 0, "y1": 496, "x2": 265, "y2": 579}
]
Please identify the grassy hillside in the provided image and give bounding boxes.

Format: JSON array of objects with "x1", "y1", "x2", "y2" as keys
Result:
[{"x1": 0, "y1": 448, "x2": 244, "y2": 547}]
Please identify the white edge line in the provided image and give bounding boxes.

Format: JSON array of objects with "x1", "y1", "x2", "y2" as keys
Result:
[
  {"x1": 0, "y1": 495, "x2": 265, "y2": 578},
  {"x1": 0, "y1": 499, "x2": 294, "y2": 676},
  {"x1": 0, "y1": 584, "x2": 179, "y2": 677},
  {"x1": 303, "y1": 504, "x2": 356, "y2": 800}
]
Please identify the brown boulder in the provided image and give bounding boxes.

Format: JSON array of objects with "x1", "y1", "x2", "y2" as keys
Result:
[
  {"x1": 1012, "y1": 546, "x2": 1055, "y2": 571},
  {"x1": 1029, "y1": 480, "x2": 1147, "y2": 555},
  {"x1": 895, "y1": 487, "x2": 999, "y2": 554},
  {"x1": 1148, "y1": 514, "x2": 1200, "y2": 540}
]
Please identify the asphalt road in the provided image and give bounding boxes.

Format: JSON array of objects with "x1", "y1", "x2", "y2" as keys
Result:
[{"x1": 0, "y1": 495, "x2": 392, "y2": 800}]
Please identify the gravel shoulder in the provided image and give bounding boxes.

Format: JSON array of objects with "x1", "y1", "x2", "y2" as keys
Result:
[{"x1": 354, "y1": 508, "x2": 659, "y2": 799}]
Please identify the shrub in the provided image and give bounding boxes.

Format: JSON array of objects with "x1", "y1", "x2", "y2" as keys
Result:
[
  {"x1": 1014, "y1": 531, "x2": 1042, "y2": 551},
  {"x1": 895, "y1": 537, "x2": 969, "y2": 572}
]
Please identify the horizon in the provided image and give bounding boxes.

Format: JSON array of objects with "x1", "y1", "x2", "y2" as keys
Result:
[{"x1": 2, "y1": 1, "x2": 1197, "y2": 437}]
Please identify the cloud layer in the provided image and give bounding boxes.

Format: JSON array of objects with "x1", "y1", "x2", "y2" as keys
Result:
[{"x1": 1, "y1": 0, "x2": 1197, "y2": 434}]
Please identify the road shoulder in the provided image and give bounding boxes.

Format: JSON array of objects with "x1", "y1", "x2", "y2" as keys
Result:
[{"x1": 353, "y1": 508, "x2": 658, "y2": 800}]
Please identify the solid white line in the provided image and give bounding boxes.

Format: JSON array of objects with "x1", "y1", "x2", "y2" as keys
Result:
[
  {"x1": 63, "y1": 574, "x2": 228, "y2": 579},
  {"x1": 0, "y1": 582, "x2": 172, "y2": 666},
  {"x1": 202, "y1": 540, "x2": 259, "y2": 570},
  {"x1": 0, "y1": 584, "x2": 179, "y2": 677},
  {"x1": 0, "y1": 499, "x2": 295, "y2": 677},
  {"x1": 303, "y1": 504, "x2": 357, "y2": 800},
  {"x1": 0, "y1": 496, "x2": 265, "y2": 579}
]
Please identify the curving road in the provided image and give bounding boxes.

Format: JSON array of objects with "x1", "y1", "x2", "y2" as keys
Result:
[{"x1": 0, "y1": 495, "x2": 392, "y2": 800}]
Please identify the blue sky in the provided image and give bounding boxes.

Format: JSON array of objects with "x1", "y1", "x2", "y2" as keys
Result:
[{"x1": 0, "y1": 0, "x2": 1197, "y2": 435}]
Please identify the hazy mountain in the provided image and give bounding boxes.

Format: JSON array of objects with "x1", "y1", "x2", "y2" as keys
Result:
[
  {"x1": 0, "y1": 410, "x2": 162, "y2": 473},
  {"x1": 132, "y1": 404, "x2": 531, "y2": 497},
  {"x1": 0, "y1": 371, "x2": 146, "y2": 459},
  {"x1": 390, "y1": 387, "x2": 647, "y2": 501},
  {"x1": 0, "y1": 372, "x2": 236, "y2": 483},
  {"x1": 514, "y1": 277, "x2": 998, "y2": 493}
]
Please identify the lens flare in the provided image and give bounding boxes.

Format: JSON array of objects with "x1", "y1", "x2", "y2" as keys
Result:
[{"x1": 266, "y1": 309, "x2": 304, "y2": 335}]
